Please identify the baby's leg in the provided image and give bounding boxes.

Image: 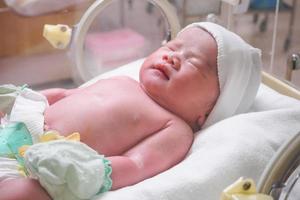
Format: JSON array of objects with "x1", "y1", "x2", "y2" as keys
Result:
[
  {"x1": 40, "y1": 88, "x2": 68, "y2": 105},
  {"x1": 40, "y1": 88, "x2": 80, "y2": 105},
  {"x1": 0, "y1": 178, "x2": 51, "y2": 200}
]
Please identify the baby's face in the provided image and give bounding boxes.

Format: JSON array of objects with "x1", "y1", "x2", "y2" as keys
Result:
[{"x1": 139, "y1": 27, "x2": 220, "y2": 130}]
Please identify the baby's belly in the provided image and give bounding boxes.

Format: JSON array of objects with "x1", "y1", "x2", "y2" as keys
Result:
[{"x1": 44, "y1": 95, "x2": 154, "y2": 156}]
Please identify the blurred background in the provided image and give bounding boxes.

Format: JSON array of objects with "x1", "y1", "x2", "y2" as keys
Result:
[{"x1": 0, "y1": 0, "x2": 299, "y2": 90}]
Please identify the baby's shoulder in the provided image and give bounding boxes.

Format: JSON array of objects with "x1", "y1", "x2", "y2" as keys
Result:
[{"x1": 153, "y1": 110, "x2": 193, "y2": 135}]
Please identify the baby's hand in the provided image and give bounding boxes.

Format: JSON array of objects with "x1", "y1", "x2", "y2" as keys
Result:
[{"x1": 24, "y1": 140, "x2": 111, "y2": 200}]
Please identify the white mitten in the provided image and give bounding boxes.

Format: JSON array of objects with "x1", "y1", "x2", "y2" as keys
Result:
[{"x1": 24, "y1": 140, "x2": 112, "y2": 200}]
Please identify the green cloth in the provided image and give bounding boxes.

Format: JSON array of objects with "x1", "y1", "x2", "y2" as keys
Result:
[{"x1": 0, "y1": 122, "x2": 33, "y2": 167}]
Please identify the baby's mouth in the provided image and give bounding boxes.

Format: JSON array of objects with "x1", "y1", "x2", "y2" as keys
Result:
[{"x1": 154, "y1": 64, "x2": 170, "y2": 80}]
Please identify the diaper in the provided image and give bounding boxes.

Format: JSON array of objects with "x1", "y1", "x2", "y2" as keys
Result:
[
  {"x1": 9, "y1": 86, "x2": 48, "y2": 143},
  {"x1": 0, "y1": 85, "x2": 48, "y2": 181}
]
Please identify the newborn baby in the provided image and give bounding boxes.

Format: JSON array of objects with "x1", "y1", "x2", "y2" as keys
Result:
[{"x1": 0, "y1": 22, "x2": 261, "y2": 200}]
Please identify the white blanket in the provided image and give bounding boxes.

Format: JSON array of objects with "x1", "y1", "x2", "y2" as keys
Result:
[{"x1": 85, "y1": 61, "x2": 300, "y2": 200}]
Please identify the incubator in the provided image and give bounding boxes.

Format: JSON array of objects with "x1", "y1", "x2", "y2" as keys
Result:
[
  {"x1": 42, "y1": 1, "x2": 300, "y2": 199},
  {"x1": 1, "y1": 0, "x2": 300, "y2": 200}
]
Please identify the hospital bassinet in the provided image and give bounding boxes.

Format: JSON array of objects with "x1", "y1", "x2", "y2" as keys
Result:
[{"x1": 1, "y1": 0, "x2": 300, "y2": 200}]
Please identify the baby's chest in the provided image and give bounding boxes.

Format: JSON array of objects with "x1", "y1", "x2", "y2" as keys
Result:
[
  {"x1": 78, "y1": 93, "x2": 170, "y2": 153},
  {"x1": 89, "y1": 81, "x2": 167, "y2": 124},
  {"x1": 91, "y1": 92, "x2": 165, "y2": 131},
  {"x1": 46, "y1": 85, "x2": 174, "y2": 155}
]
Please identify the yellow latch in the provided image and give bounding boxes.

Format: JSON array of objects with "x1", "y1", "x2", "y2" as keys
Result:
[
  {"x1": 221, "y1": 177, "x2": 273, "y2": 200},
  {"x1": 43, "y1": 24, "x2": 72, "y2": 49}
]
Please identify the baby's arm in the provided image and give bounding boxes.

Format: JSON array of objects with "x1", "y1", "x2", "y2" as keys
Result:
[
  {"x1": 0, "y1": 178, "x2": 51, "y2": 200},
  {"x1": 19, "y1": 119, "x2": 193, "y2": 198},
  {"x1": 108, "y1": 119, "x2": 194, "y2": 189},
  {"x1": 40, "y1": 88, "x2": 80, "y2": 105}
]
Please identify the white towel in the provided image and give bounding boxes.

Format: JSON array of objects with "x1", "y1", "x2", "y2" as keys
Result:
[{"x1": 179, "y1": 22, "x2": 262, "y2": 128}]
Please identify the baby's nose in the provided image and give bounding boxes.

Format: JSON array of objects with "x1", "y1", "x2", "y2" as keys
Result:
[{"x1": 162, "y1": 53, "x2": 181, "y2": 70}]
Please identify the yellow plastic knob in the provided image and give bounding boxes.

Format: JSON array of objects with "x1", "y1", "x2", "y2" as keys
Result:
[
  {"x1": 43, "y1": 24, "x2": 72, "y2": 49},
  {"x1": 221, "y1": 177, "x2": 273, "y2": 200}
]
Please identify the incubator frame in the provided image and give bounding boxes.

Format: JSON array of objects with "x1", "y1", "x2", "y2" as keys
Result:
[
  {"x1": 262, "y1": 71, "x2": 300, "y2": 100},
  {"x1": 258, "y1": 132, "x2": 300, "y2": 199}
]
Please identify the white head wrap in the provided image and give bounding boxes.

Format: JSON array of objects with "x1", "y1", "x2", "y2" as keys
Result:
[{"x1": 180, "y1": 22, "x2": 262, "y2": 128}]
